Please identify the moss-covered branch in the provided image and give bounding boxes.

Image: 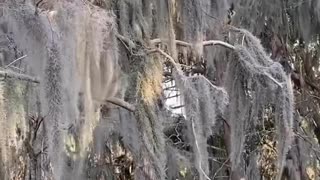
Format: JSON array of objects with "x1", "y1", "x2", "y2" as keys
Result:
[{"x1": 0, "y1": 70, "x2": 40, "y2": 83}]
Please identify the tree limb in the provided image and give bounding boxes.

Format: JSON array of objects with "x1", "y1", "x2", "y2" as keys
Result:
[
  {"x1": 150, "y1": 39, "x2": 192, "y2": 47},
  {"x1": 0, "y1": 70, "x2": 40, "y2": 83},
  {"x1": 147, "y1": 48, "x2": 179, "y2": 70},
  {"x1": 150, "y1": 38, "x2": 235, "y2": 50},
  {"x1": 191, "y1": 118, "x2": 212, "y2": 180},
  {"x1": 106, "y1": 97, "x2": 135, "y2": 112},
  {"x1": 203, "y1": 40, "x2": 235, "y2": 50}
]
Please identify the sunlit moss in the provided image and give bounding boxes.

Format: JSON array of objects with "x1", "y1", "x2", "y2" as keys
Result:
[
  {"x1": 64, "y1": 133, "x2": 79, "y2": 159},
  {"x1": 139, "y1": 56, "x2": 163, "y2": 106}
]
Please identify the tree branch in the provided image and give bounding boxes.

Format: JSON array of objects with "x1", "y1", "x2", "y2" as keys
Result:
[
  {"x1": 203, "y1": 40, "x2": 235, "y2": 50},
  {"x1": 0, "y1": 70, "x2": 40, "y2": 83},
  {"x1": 150, "y1": 39, "x2": 192, "y2": 47},
  {"x1": 191, "y1": 118, "x2": 212, "y2": 180},
  {"x1": 5, "y1": 54, "x2": 27, "y2": 68},
  {"x1": 150, "y1": 38, "x2": 235, "y2": 50},
  {"x1": 106, "y1": 97, "x2": 135, "y2": 112},
  {"x1": 147, "y1": 48, "x2": 179, "y2": 70},
  {"x1": 263, "y1": 72, "x2": 284, "y2": 88},
  {"x1": 116, "y1": 33, "x2": 136, "y2": 49},
  {"x1": 148, "y1": 48, "x2": 229, "y2": 93}
]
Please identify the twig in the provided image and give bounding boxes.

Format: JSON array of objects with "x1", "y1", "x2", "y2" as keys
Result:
[
  {"x1": 8, "y1": 66, "x2": 23, "y2": 72},
  {"x1": 191, "y1": 118, "x2": 212, "y2": 180},
  {"x1": 263, "y1": 72, "x2": 283, "y2": 88},
  {"x1": 242, "y1": 35, "x2": 246, "y2": 46},
  {"x1": 106, "y1": 97, "x2": 135, "y2": 112},
  {"x1": 5, "y1": 55, "x2": 27, "y2": 68},
  {"x1": 208, "y1": 145, "x2": 227, "y2": 152},
  {"x1": 295, "y1": 132, "x2": 320, "y2": 153},
  {"x1": 213, "y1": 157, "x2": 230, "y2": 179},
  {"x1": 0, "y1": 69, "x2": 40, "y2": 83}
]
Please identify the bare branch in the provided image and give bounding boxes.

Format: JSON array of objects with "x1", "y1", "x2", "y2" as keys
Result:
[
  {"x1": 106, "y1": 97, "x2": 135, "y2": 112},
  {"x1": 150, "y1": 39, "x2": 192, "y2": 47},
  {"x1": 5, "y1": 54, "x2": 27, "y2": 68},
  {"x1": 191, "y1": 118, "x2": 212, "y2": 180},
  {"x1": 147, "y1": 48, "x2": 179, "y2": 70},
  {"x1": 203, "y1": 40, "x2": 235, "y2": 50},
  {"x1": 213, "y1": 157, "x2": 230, "y2": 179},
  {"x1": 150, "y1": 38, "x2": 235, "y2": 50},
  {"x1": 263, "y1": 72, "x2": 284, "y2": 88},
  {"x1": 0, "y1": 69, "x2": 40, "y2": 83},
  {"x1": 148, "y1": 48, "x2": 225, "y2": 92}
]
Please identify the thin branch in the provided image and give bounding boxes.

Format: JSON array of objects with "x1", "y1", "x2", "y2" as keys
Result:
[
  {"x1": 0, "y1": 69, "x2": 40, "y2": 83},
  {"x1": 190, "y1": 75, "x2": 227, "y2": 93},
  {"x1": 150, "y1": 39, "x2": 192, "y2": 47},
  {"x1": 203, "y1": 40, "x2": 235, "y2": 50},
  {"x1": 191, "y1": 118, "x2": 212, "y2": 180},
  {"x1": 5, "y1": 54, "x2": 27, "y2": 68},
  {"x1": 150, "y1": 38, "x2": 235, "y2": 50},
  {"x1": 165, "y1": 94, "x2": 181, "y2": 99},
  {"x1": 106, "y1": 97, "x2": 135, "y2": 112},
  {"x1": 149, "y1": 48, "x2": 225, "y2": 93},
  {"x1": 263, "y1": 72, "x2": 284, "y2": 88},
  {"x1": 208, "y1": 145, "x2": 227, "y2": 152},
  {"x1": 8, "y1": 66, "x2": 23, "y2": 72},
  {"x1": 213, "y1": 157, "x2": 230, "y2": 179},
  {"x1": 170, "y1": 104, "x2": 185, "y2": 109},
  {"x1": 147, "y1": 48, "x2": 179, "y2": 70}
]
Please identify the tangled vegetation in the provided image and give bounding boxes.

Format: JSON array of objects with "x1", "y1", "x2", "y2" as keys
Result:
[{"x1": 0, "y1": 0, "x2": 319, "y2": 180}]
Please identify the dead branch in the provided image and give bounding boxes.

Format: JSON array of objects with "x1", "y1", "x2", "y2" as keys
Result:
[
  {"x1": 191, "y1": 118, "x2": 212, "y2": 180},
  {"x1": 263, "y1": 72, "x2": 284, "y2": 88},
  {"x1": 5, "y1": 55, "x2": 27, "y2": 68},
  {"x1": 150, "y1": 39, "x2": 192, "y2": 47},
  {"x1": 147, "y1": 48, "x2": 179, "y2": 69},
  {"x1": 203, "y1": 40, "x2": 235, "y2": 50},
  {"x1": 106, "y1": 97, "x2": 135, "y2": 112},
  {"x1": 150, "y1": 38, "x2": 235, "y2": 50},
  {"x1": 0, "y1": 69, "x2": 40, "y2": 83}
]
